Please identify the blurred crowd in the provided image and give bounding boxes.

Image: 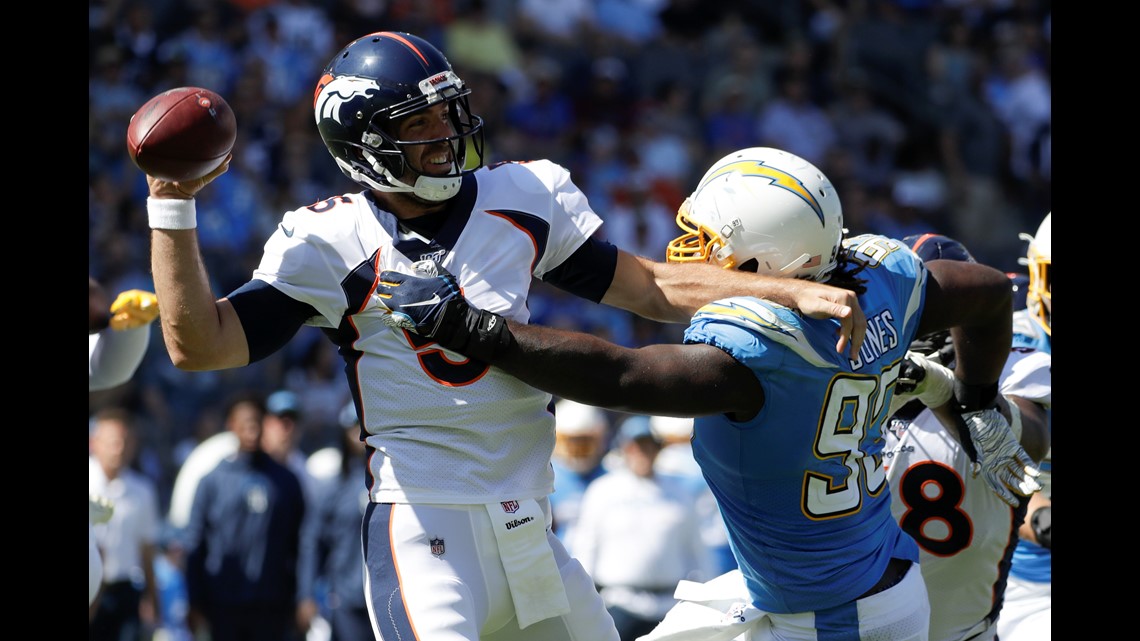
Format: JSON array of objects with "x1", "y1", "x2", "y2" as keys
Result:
[{"x1": 89, "y1": 2, "x2": 1050, "y2": 636}]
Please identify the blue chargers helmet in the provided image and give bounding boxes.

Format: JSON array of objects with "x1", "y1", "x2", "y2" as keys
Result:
[
  {"x1": 313, "y1": 31, "x2": 485, "y2": 202},
  {"x1": 902, "y1": 232, "x2": 978, "y2": 366}
]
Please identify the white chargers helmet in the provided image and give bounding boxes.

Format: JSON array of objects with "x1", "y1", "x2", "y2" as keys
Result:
[
  {"x1": 667, "y1": 147, "x2": 845, "y2": 281},
  {"x1": 553, "y1": 399, "x2": 608, "y2": 474},
  {"x1": 648, "y1": 416, "x2": 693, "y2": 445},
  {"x1": 1018, "y1": 212, "x2": 1052, "y2": 335}
]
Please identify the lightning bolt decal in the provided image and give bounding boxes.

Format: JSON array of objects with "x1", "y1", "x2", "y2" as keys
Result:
[
  {"x1": 697, "y1": 300, "x2": 792, "y2": 336},
  {"x1": 700, "y1": 160, "x2": 825, "y2": 226},
  {"x1": 695, "y1": 297, "x2": 838, "y2": 369}
]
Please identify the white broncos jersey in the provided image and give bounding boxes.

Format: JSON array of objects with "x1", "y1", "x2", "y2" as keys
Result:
[
  {"x1": 253, "y1": 160, "x2": 603, "y2": 505},
  {"x1": 883, "y1": 347, "x2": 1051, "y2": 641}
]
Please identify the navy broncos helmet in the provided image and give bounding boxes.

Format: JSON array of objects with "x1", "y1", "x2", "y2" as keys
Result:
[
  {"x1": 901, "y1": 232, "x2": 976, "y2": 367},
  {"x1": 313, "y1": 32, "x2": 485, "y2": 202},
  {"x1": 902, "y1": 232, "x2": 977, "y2": 264}
]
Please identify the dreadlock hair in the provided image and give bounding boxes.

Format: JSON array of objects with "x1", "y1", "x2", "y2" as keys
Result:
[{"x1": 823, "y1": 246, "x2": 870, "y2": 296}]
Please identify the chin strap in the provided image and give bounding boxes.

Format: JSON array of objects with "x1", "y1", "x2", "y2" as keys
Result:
[
  {"x1": 365, "y1": 151, "x2": 463, "y2": 202},
  {"x1": 336, "y1": 156, "x2": 387, "y2": 192},
  {"x1": 334, "y1": 154, "x2": 462, "y2": 202}
]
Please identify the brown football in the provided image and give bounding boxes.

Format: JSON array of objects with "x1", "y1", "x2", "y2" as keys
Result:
[{"x1": 126, "y1": 87, "x2": 236, "y2": 182}]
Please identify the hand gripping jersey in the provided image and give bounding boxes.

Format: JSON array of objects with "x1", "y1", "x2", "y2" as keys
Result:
[
  {"x1": 884, "y1": 347, "x2": 1052, "y2": 641},
  {"x1": 252, "y1": 160, "x2": 602, "y2": 505},
  {"x1": 1008, "y1": 308, "x2": 1052, "y2": 584},
  {"x1": 684, "y1": 234, "x2": 926, "y2": 613}
]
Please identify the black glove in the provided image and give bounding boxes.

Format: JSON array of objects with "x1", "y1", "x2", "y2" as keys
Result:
[
  {"x1": 888, "y1": 351, "x2": 955, "y2": 417},
  {"x1": 374, "y1": 260, "x2": 515, "y2": 362},
  {"x1": 907, "y1": 330, "x2": 955, "y2": 367}
]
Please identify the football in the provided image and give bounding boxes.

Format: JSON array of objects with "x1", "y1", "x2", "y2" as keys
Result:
[{"x1": 126, "y1": 87, "x2": 237, "y2": 182}]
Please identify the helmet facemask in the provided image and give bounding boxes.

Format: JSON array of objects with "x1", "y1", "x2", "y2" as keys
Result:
[
  {"x1": 353, "y1": 79, "x2": 484, "y2": 202},
  {"x1": 667, "y1": 198, "x2": 737, "y2": 268},
  {"x1": 315, "y1": 45, "x2": 486, "y2": 203},
  {"x1": 1025, "y1": 250, "x2": 1050, "y2": 335},
  {"x1": 1018, "y1": 213, "x2": 1051, "y2": 335}
]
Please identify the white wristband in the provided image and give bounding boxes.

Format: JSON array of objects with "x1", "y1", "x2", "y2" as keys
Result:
[{"x1": 147, "y1": 197, "x2": 197, "y2": 230}]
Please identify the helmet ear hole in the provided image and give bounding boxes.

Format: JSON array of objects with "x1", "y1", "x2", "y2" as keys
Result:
[{"x1": 737, "y1": 258, "x2": 760, "y2": 273}]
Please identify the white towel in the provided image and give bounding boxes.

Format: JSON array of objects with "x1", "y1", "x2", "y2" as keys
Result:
[
  {"x1": 486, "y1": 499, "x2": 571, "y2": 629},
  {"x1": 637, "y1": 570, "x2": 770, "y2": 641}
]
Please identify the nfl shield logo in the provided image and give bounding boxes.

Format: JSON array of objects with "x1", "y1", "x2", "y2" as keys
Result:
[
  {"x1": 501, "y1": 500, "x2": 519, "y2": 514},
  {"x1": 430, "y1": 537, "x2": 445, "y2": 557}
]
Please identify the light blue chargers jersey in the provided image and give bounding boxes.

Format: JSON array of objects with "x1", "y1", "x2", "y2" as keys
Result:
[
  {"x1": 684, "y1": 234, "x2": 928, "y2": 614},
  {"x1": 1009, "y1": 308, "x2": 1052, "y2": 584}
]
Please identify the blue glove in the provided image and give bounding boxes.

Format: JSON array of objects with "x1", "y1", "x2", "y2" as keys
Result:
[
  {"x1": 375, "y1": 260, "x2": 515, "y2": 361},
  {"x1": 375, "y1": 260, "x2": 465, "y2": 337}
]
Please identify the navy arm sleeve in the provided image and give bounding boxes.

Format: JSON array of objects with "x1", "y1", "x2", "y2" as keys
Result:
[
  {"x1": 226, "y1": 280, "x2": 319, "y2": 363},
  {"x1": 540, "y1": 235, "x2": 620, "y2": 303}
]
